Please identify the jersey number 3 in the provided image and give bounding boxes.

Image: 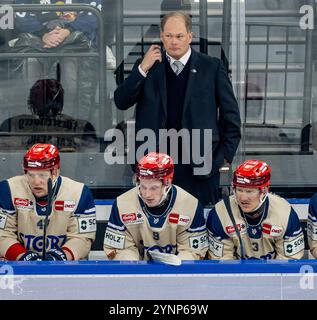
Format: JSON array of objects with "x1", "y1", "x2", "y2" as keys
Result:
[{"x1": 252, "y1": 242, "x2": 259, "y2": 252}]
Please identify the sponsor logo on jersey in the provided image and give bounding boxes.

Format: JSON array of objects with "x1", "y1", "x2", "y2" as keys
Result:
[
  {"x1": 168, "y1": 213, "x2": 190, "y2": 226},
  {"x1": 54, "y1": 200, "x2": 76, "y2": 211},
  {"x1": 104, "y1": 230, "x2": 125, "y2": 249},
  {"x1": 189, "y1": 233, "x2": 209, "y2": 250},
  {"x1": 78, "y1": 216, "x2": 96, "y2": 233},
  {"x1": 307, "y1": 221, "x2": 317, "y2": 240},
  {"x1": 14, "y1": 198, "x2": 34, "y2": 210},
  {"x1": 169, "y1": 213, "x2": 179, "y2": 224},
  {"x1": 283, "y1": 234, "x2": 305, "y2": 257},
  {"x1": 145, "y1": 244, "x2": 177, "y2": 254},
  {"x1": 122, "y1": 213, "x2": 136, "y2": 222},
  {"x1": 121, "y1": 213, "x2": 144, "y2": 225},
  {"x1": 18, "y1": 232, "x2": 67, "y2": 252},
  {"x1": 245, "y1": 250, "x2": 276, "y2": 260},
  {"x1": 14, "y1": 198, "x2": 29, "y2": 206},
  {"x1": 262, "y1": 223, "x2": 283, "y2": 236},
  {"x1": 225, "y1": 223, "x2": 246, "y2": 235},
  {"x1": 179, "y1": 215, "x2": 190, "y2": 226},
  {"x1": 0, "y1": 213, "x2": 7, "y2": 229},
  {"x1": 209, "y1": 236, "x2": 224, "y2": 257}
]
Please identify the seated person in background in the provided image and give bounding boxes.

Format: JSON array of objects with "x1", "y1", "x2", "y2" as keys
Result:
[
  {"x1": 307, "y1": 193, "x2": 317, "y2": 258},
  {"x1": 103, "y1": 152, "x2": 208, "y2": 261},
  {"x1": 0, "y1": 143, "x2": 96, "y2": 261},
  {"x1": 13, "y1": 0, "x2": 102, "y2": 119},
  {"x1": 0, "y1": 78, "x2": 98, "y2": 152},
  {"x1": 207, "y1": 159, "x2": 304, "y2": 260}
]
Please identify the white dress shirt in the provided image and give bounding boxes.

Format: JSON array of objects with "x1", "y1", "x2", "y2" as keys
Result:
[{"x1": 138, "y1": 47, "x2": 192, "y2": 77}]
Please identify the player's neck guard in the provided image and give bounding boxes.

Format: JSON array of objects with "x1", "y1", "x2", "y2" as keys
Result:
[{"x1": 241, "y1": 198, "x2": 266, "y2": 220}]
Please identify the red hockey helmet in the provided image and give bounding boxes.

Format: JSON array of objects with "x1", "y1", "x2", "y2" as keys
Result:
[
  {"x1": 23, "y1": 143, "x2": 60, "y2": 172},
  {"x1": 232, "y1": 159, "x2": 271, "y2": 190},
  {"x1": 136, "y1": 152, "x2": 174, "y2": 186}
]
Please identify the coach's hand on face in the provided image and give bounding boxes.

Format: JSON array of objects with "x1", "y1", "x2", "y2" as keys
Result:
[{"x1": 140, "y1": 44, "x2": 162, "y2": 74}]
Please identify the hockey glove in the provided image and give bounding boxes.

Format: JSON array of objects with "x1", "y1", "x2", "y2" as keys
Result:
[
  {"x1": 18, "y1": 251, "x2": 41, "y2": 261},
  {"x1": 44, "y1": 248, "x2": 67, "y2": 261}
]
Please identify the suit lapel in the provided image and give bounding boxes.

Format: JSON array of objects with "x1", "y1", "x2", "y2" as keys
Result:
[{"x1": 183, "y1": 49, "x2": 198, "y2": 115}]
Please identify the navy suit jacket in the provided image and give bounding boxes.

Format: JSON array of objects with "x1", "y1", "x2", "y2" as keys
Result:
[{"x1": 114, "y1": 48, "x2": 241, "y2": 177}]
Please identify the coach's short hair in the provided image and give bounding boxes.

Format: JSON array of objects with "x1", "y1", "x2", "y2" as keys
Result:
[{"x1": 160, "y1": 11, "x2": 192, "y2": 33}]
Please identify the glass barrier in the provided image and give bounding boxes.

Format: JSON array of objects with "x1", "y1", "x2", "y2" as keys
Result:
[
  {"x1": 242, "y1": 0, "x2": 316, "y2": 191},
  {"x1": 0, "y1": 0, "x2": 316, "y2": 194}
]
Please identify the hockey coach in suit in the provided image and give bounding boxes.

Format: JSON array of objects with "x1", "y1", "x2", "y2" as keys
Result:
[{"x1": 114, "y1": 11, "x2": 241, "y2": 206}]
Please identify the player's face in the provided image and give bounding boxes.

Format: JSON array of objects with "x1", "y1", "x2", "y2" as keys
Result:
[
  {"x1": 26, "y1": 170, "x2": 53, "y2": 198},
  {"x1": 235, "y1": 186, "x2": 261, "y2": 213},
  {"x1": 160, "y1": 16, "x2": 193, "y2": 60},
  {"x1": 139, "y1": 179, "x2": 164, "y2": 207}
]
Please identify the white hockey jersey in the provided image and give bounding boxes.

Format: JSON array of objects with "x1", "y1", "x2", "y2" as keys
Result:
[
  {"x1": 104, "y1": 185, "x2": 208, "y2": 260},
  {"x1": 207, "y1": 193, "x2": 304, "y2": 260},
  {"x1": 0, "y1": 175, "x2": 96, "y2": 260},
  {"x1": 307, "y1": 193, "x2": 317, "y2": 258}
]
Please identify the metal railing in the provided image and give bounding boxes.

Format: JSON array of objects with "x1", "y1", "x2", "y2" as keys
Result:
[
  {"x1": 0, "y1": 4, "x2": 106, "y2": 140},
  {"x1": 244, "y1": 21, "x2": 313, "y2": 153}
]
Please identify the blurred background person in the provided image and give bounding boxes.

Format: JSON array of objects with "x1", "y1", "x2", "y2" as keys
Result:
[{"x1": 0, "y1": 77, "x2": 98, "y2": 152}]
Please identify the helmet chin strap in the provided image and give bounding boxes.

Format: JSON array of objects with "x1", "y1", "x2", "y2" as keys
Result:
[
  {"x1": 136, "y1": 182, "x2": 172, "y2": 207},
  {"x1": 51, "y1": 168, "x2": 59, "y2": 188},
  {"x1": 157, "y1": 184, "x2": 172, "y2": 206},
  {"x1": 251, "y1": 191, "x2": 268, "y2": 212}
]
